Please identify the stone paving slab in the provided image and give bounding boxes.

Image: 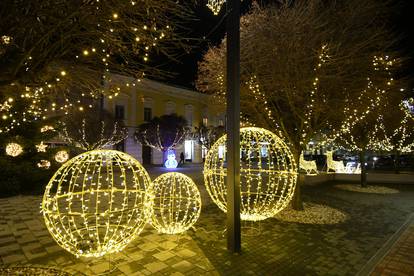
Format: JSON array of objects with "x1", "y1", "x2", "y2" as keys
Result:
[
  {"x1": 368, "y1": 214, "x2": 414, "y2": 276},
  {"x1": 0, "y1": 195, "x2": 216, "y2": 275},
  {"x1": 1, "y1": 171, "x2": 414, "y2": 275}
]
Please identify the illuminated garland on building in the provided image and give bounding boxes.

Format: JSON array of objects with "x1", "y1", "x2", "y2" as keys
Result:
[
  {"x1": 41, "y1": 150, "x2": 153, "y2": 258},
  {"x1": 204, "y1": 127, "x2": 297, "y2": 221},
  {"x1": 150, "y1": 172, "x2": 201, "y2": 234}
]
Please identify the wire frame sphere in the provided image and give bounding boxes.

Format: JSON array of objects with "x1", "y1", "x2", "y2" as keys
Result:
[
  {"x1": 204, "y1": 127, "x2": 297, "y2": 221},
  {"x1": 150, "y1": 172, "x2": 201, "y2": 234},
  {"x1": 42, "y1": 150, "x2": 153, "y2": 258},
  {"x1": 5, "y1": 142, "x2": 23, "y2": 157}
]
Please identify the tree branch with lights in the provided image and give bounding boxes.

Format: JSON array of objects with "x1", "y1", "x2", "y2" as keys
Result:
[
  {"x1": 134, "y1": 114, "x2": 189, "y2": 164},
  {"x1": 0, "y1": 0, "x2": 196, "y2": 132},
  {"x1": 59, "y1": 106, "x2": 128, "y2": 151},
  {"x1": 197, "y1": 0, "x2": 401, "y2": 209}
]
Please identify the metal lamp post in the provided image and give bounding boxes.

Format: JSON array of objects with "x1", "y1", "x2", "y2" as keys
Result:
[{"x1": 207, "y1": 0, "x2": 241, "y2": 253}]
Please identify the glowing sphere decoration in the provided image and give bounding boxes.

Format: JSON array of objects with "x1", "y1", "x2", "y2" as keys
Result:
[
  {"x1": 204, "y1": 127, "x2": 297, "y2": 221},
  {"x1": 5, "y1": 142, "x2": 23, "y2": 157},
  {"x1": 150, "y1": 172, "x2": 201, "y2": 234},
  {"x1": 42, "y1": 150, "x2": 153, "y2": 258},
  {"x1": 37, "y1": 160, "x2": 51, "y2": 169},
  {"x1": 55, "y1": 150, "x2": 69, "y2": 163},
  {"x1": 164, "y1": 150, "x2": 178, "y2": 169}
]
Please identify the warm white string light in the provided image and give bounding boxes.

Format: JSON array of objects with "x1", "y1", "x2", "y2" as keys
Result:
[
  {"x1": 207, "y1": 0, "x2": 226, "y2": 15},
  {"x1": 54, "y1": 150, "x2": 69, "y2": 163},
  {"x1": 41, "y1": 150, "x2": 153, "y2": 258},
  {"x1": 150, "y1": 172, "x2": 201, "y2": 234},
  {"x1": 204, "y1": 127, "x2": 297, "y2": 221},
  {"x1": 5, "y1": 142, "x2": 23, "y2": 157}
]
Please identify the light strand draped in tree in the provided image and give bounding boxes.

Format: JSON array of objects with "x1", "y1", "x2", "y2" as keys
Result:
[
  {"x1": 134, "y1": 114, "x2": 189, "y2": 152},
  {"x1": 0, "y1": 0, "x2": 195, "y2": 133}
]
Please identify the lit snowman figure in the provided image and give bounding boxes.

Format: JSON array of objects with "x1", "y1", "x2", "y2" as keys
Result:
[{"x1": 164, "y1": 150, "x2": 178, "y2": 169}]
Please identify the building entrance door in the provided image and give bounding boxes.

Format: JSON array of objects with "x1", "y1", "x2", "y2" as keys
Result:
[{"x1": 142, "y1": 146, "x2": 151, "y2": 165}]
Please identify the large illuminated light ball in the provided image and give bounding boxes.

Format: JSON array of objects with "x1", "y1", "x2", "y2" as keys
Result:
[
  {"x1": 5, "y1": 142, "x2": 23, "y2": 157},
  {"x1": 150, "y1": 172, "x2": 201, "y2": 234},
  {"x1": 42, "y1": 150, "x2": 153, "y2": 258},
  {"x1": 204, "y1": 127, "x2": 297, "y2": 221}
]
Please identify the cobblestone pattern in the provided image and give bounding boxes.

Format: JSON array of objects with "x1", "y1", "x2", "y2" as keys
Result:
[
  {"x1": 0, "y1": 195, "x2": 217, "y2": 275},
  {"x1": 371, "y1": 224, "x2": 414, "y2": 276},
  {"x1": 1, "y1": 166, "x2": 414, "y2": 275}
]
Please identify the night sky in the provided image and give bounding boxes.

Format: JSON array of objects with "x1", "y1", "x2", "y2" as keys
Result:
[{"x1": 158, "y1": 0, "x2": 414, "y2": 95}]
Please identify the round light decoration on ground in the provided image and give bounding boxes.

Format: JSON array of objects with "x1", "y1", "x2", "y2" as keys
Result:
[
  {"x1": 42, "y1": 150, "x2": 153, "y2": 258},
  {"x1": 204, "y1": 127, "x2": 297, "y2": 221},
  {"x1": 54, "y1": 150, "x2": 69, "y2": 163},
  {"x1": 150, "y1": 172, "x2": 201, "y2": 234},
  {"x1": 5, "y1": 142, "x2": 23, "y2": 157}
]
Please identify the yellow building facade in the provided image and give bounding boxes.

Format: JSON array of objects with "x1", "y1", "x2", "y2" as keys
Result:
[{"x1": 104, "y1": 77, "x2": 225, "y2": 165}]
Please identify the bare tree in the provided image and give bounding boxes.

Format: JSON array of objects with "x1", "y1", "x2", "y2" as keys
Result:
[
  {"x1": 193, "y1": 124, "x2": 225, "y2": 150},
  {"x1": 197, "y1": 0, "x2": 400, "y2": 209},
  {"x1": 0, "y1": 0, "x2": 195, "y2": 132},
  {"x1": 60, "y1": 107, "x2": 127, "y2": 151},
  {"x1": 135, "y1": 114, "x2": 189, "y2": 164}
]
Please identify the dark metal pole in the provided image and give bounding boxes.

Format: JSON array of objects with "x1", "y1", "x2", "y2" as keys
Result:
[{"x1": 226, "y1": 0, "x2": 241, "y2": 253}]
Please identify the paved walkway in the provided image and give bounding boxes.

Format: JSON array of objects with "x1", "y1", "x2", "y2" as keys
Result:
[
  {"x1": 369, "y1": 215, "x2": 414, "y2": 275},
  {"x1": 1, "y1": 167, "x2": 414, "y2": 275}
]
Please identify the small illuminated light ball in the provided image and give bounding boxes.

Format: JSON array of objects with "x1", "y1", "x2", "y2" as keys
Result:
[
  {"x1": 5, "y1": 143, "x2": 23, "y2": 157},
  {"x1": 150, "y1": 172, "x2": 201, "y2": 234},
  {"x1": 204, "y1": 127, "x2": 297, "y2": 221},
  {"x1": 54, "y1": 150, "x2": 69, "y2": 163},
  {"x1": 42, "y1": 150, "x2": 153, "y2": 258},
  {"x1": 164, "y1": 150, "x2": 178, "y2": 169},
  {"x1": 37, "y1": 160, "x2": 51, "y2": 169}
]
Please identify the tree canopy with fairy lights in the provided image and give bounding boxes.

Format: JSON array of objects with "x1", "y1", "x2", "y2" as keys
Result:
[
  {"x1": 135, "y1": 114, "x2": 189, "y2": 162},
  {"x1": 197, "y1": 0, "x2": 402, "y2": 209},
  {"x1": 59, "y1": 105, "x2": 128, "y2": 151},
  {"x1": 193, "y1": 124, "x2": 225, "y2": 150},
  {"x1": 0, "y1": 0, "x2": 195, "y2": 133}
]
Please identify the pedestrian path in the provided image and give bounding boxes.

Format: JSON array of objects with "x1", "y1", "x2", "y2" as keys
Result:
[{"x1": 360, "y1": 213, "x2": 414, "y2": 275}]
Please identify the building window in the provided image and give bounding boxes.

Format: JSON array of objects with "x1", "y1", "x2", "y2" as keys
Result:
[
  {"x1": 202, "y1": 117, "x2": 208, "y2": 126},
  {"x1": 184, "y1": 105, "x2": 193, "y2": 127},
  {"x1": 218, "y1": 145, "x2": 225, "y2": 160},
  {"x1": 115, "y1": 105, "x2": 125, "y2": 120},
  {"x1": 144, "y1": 107, "x2": 152, "y2": 121},
  {"x1": 115, "y1": 141, "x2": 125, "y2": 152},
  {"x1": 165, "y1": 101, "x2": 176, "y2": 115},
  {"x1": 218, "y1": 119, "x2": 224, "y2": 126}
]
